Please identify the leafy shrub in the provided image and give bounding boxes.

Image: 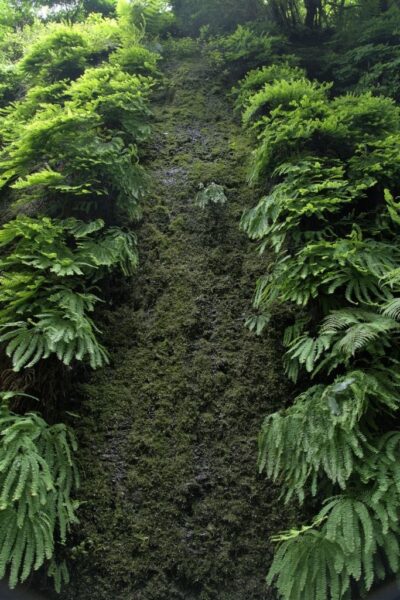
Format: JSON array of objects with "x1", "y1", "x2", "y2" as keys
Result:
[
  {"x1": 0, "y1": 216, "x2": 137, "y2": 371},
  {"x1": 0, "y1": 392, "x2": 79, "y2": 591},
  {"x1": 240, "y1": 67, "x2": 400, "y2": 599}
]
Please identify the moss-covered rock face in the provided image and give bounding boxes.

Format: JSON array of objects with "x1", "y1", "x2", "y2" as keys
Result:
[{"x1": 58, "y1": 51, "x2": 294, "y2": 600}]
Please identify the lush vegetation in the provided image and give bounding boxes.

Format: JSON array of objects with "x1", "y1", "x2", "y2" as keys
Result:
[
  {"x1": 0, "y1": 0, "x2": 156, "y2": 590},
  {"x1": 1, "y1": 0, "x2": 400, "y2": 598},
  {"x1": 0, "y1": 216, "x2": 137, "y2": 371},
  {"x1": 235, "y1": 2, "x2": 400, "y2": 599},
  {"x1": 0, "y1": 391, "x2": 79, "y2": 593}
]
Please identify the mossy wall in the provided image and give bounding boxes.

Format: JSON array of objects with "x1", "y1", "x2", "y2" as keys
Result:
[{"x1": 57, "y1": 52, "x2": 295, "y2": 600}]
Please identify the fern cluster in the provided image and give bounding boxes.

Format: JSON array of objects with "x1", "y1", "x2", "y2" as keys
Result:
[
  {"x1": 0, "y1": 392, "x2": 79, "y2": 591},
  {"x1": 0, "y1": 13, "x2": 156, "y2": 372},
  {"x1": 233, "y1": 63, "x2": 305, "y2": 111},
  {"x1": 204, "y1": 26, "x2": 292, "y2": 78},
  {"x1": 0, "y1": 7, "x2": 158, "y2": 592},
  {"x1": 0, "y1": 24, "x2": 155, "y2": 219},
  {"x1": 328, "y1": 3, "x2": 400, "y2": 101},
  {"x1": 239, "y1": 63, "x2": 400, "y2": 598},
  {"x1": 0, "y1": 216, "x2": 136, "y2": 371},
  {"x1": 117, "y1": 0, "x2": 173, "y2": 38}
]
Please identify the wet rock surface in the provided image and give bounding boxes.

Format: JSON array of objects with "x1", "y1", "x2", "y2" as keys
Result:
[{"x1": 0, "y1": 584, "x2": 48, "y2": 600}]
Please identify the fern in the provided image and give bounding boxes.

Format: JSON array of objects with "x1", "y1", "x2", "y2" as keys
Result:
[
  {"x1": 321, "y1": 309, "x2": 399, "y2": 355},
  {"x1": 194, "y1": 182, "x2": 227, "y2": 209},
  {"x1": 19, "y1": 27, "x2": 90, "y2": 84},
  {"x1": 0, "y1": 393, "x2": 79, "y2": 589},
  {"x1": 0, "y1": 8, "x2": 156, "y2": 597},
  {"x1": 267, "y1": 530, "x2": 350, "y2": 600},
  {"x1": 0, "y1": 20, "x2": 155, "y2": 221},
  {"x1": 258, "y1": 370, "x2": 400, "y2": 502},
  {"x1": 284, "y1": 309, "x2": 400, "y2": 381},
  {"x1": 269, "y1": 492, "x2": 400, "y2": 600},
  {"x1": 240, "y1": 65, "x2": 400, "y2": 599},
  {"x1": 204, "y1": 26, "x2": 289, "y2": 78},
  {"x1": 285, "y1": 333, "x2": 332, "y2": 375},
  {"x1": 269, "y1": 439, "x2": 400, "y2": 600},
  {"x1": 381, "y1": 297, "x2": 400, "y2": 319},
  {"x1": 0, "y1": 216, "x2": 137, "y2": 371},
  {"x1": 233, "y1": 63, "x2": 305, "y2": 111},
  {"x1": 242, "y1": 158, "x2": 376, "y2": 253},
  {"x1": 242, "y1": 77, "x2": 330, "y2": 128}
]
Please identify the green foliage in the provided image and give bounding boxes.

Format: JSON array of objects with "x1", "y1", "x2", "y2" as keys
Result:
[
  {"x1": 266, "y1": 0, "x2": 370, "y2": 31},
  {"x1": 194, "y1": 182, "x2": 227, "y2": 209},
  {"x1": 0, "y1": 392, "x2": 79, "y2": 591},
  {"x1": 19, "y1": 27, "x2": 90, "y2": 84},
  {"x1": 117, "y1": 0, "x2": 173, "y2": 38},
  {"x1": 267, "y1": 530, "x2": 349, "y2": 600},
  {"x1": 0, "y1": 215, "x2": 137, "y2": 371},
  {"x1": 328, "y1": 3, "x2": 400, "y2": 101},
  {"x1": 267, "y1": 486, "x2": 400, "y2": 600},
  {"x1": 0, "y1": 27, "x2": 154, "y2": 219},
  {"x1": 233, "y1": 63, "x2": 304, "y2": 111},
  {"x1": 0, "y1": 65, "x2": 21, "y2": 107},
  {"x1": 47, "y1": 0, "x2": 117, "y2": 21},
  {"x1": 170, "y1": 0, "x2": 266, "y2": 35},
  {"x1": 0, "y1": 5, "x2": 156, "y2": 594},
  {"x1": 110, "y1": 44, "x2": 159, "y2": 74},
  {"x1": 240, "y1": 63, "x2": 400, "y2": 598},
  {"x1": 162, "y1": 35, "x2": 198, "y2": 58},
  {"x1": 242, "y1": 76, "x2": 330, "y2": 127},
  {"x1": 67, "y1": 64, "x2": 153, "y2": 137},
  {"x1": 268, "y1": 476, "x2": 400, "y2": 600},
  {"x1": 258, "y1": 370, "x2": 400, "y2": 502},
  {"x1": 205, "y1": 26, "x2": 290, "y2": 78},
  {"x1": 244, "y1": 85, "x2": 399, "y2": 180}
]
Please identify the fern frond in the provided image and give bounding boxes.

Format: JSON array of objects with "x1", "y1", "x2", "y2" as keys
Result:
[{"x1": 0, "y1": 398, "x2": 79, "y2": 589}]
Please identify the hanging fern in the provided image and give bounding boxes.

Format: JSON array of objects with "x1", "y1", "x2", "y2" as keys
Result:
[
  {"x1": 258, "y1": 370, "x2": 400, "y2": 502},
  {"x1": 267, "y1": 530, "x2": 350, "y2": 600},
  {"x1": 0, "y1": 215, "x2": 138, "y2": 371},
  {"x1": 284, "y1": 309, "x2": 400, "y2": 381},
  {"x1": 240, "y1": 66, "x2": 400, "y2": 599},
  {"x1": 0, "y1": 10, "x2": 157, "y2": 597},
  {"x1": 268, "y1": 491, "x2": 400, "y2": 600},
  {"x1": 0, "y1": 392, "x2": 79, "y2": 590}
]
